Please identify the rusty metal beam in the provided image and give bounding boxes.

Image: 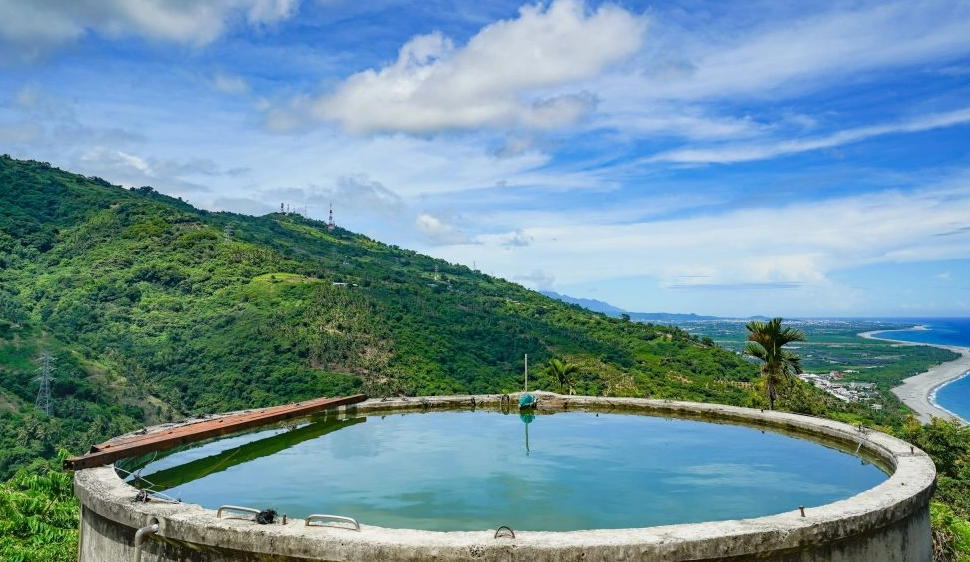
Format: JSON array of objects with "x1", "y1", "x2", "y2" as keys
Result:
[{"x1": 64, "y1": 393, "x2": 367, "y2": 471}]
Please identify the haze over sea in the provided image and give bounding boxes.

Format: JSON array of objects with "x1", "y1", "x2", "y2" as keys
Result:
[{"x1": 872, "y1": 318, "x2": 970, "y2": 423}]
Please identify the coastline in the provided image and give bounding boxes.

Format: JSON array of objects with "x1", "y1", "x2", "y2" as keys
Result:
[{"x1": 859, "y1": 330, "x2": 970, "y2": 424}]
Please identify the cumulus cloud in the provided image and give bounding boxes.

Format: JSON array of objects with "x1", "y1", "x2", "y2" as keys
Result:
[
  {"x1": 323, "y1": 175, "x2": 405, "y2": 216},
  {"x1": 0, "y1": 0, "x2": 301, "y2": 62},
  {"x1": 244, "y1": 0, "x2": 299, "y2": 26},
  {"x1": 270, "y1": 0, "x2": 644, "y2": 134},
  {"x1": 500, "y1": 229, "x2": 533, "y2": 248},
  {"x1": 515, "y1": 269, "x2": 556, "y2": 290},
  {"x1": 416, "y1": 213, "x2": 472, "y2": 246}
]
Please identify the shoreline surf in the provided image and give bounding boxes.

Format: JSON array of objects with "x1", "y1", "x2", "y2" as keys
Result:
[{"x1": 859, "y1": 330, "x2": 970, "y2": 424}]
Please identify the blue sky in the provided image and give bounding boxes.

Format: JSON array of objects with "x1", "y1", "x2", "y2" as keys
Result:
[{"x1": 1, "y1": 0, "x2": 969, "y2": 317}]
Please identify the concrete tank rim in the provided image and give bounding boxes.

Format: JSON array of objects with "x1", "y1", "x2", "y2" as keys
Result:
[{"x1": 74, "y1": 394, "x2": 937, "y2": 560}]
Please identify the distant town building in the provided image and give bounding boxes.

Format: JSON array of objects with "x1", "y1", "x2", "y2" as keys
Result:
[{"x1": 797, "y1": 372, "x2": 880, "y2": 404}]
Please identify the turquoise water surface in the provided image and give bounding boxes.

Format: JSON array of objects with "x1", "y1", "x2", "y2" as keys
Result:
[{"x1": 125, "y1": 410, "x2": 887, "y2": 531}]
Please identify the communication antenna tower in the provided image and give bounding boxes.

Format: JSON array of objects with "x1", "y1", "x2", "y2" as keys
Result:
[
  {"x1": 434, "y1": 264, "x2": 439, "y2": 281},
  {"x1": 223, "y1": 224, "x2": 233, "y2": 243},
  {"x1": 35, "y1": 351, "x2": 53, "y2": 416},
  {"x1": 328, "y1": 204, "x2": 335, "y2": 231}
]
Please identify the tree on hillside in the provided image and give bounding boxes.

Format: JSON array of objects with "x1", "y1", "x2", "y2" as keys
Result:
[
  {"x1": 744, "y1": 317, "x2": 805, "y2": 410},
  {"x1": 544, "y1": 358, "x2": 579, "y2": 394}
]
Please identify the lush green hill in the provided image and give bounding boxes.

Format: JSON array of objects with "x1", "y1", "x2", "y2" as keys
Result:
[
  {"x1": 0, "y1": 154, "x2": 775, "y2": 478},
  {"x1": 6, "y1": 155, "x2": 968, "y2": 560}
]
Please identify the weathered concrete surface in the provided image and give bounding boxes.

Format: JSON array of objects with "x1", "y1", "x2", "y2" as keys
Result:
[{"x1": 76, "y1": 394, "x2": 936, "y2": 561}]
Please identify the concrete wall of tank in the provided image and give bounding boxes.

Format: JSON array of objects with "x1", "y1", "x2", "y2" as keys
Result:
[{"x1": 74, "y1": 394, "x2": 937, "y2": 562}]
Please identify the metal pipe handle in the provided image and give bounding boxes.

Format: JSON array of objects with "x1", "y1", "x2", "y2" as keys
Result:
[
  {"x1": 305, "y1": 514, "x2": 361, "y2": 531},
  {"x1": 217, "y1": 505, "x2": 261, "y2": 519}
]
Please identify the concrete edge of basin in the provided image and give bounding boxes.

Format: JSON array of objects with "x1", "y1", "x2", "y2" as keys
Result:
[{"x1": 74, "y1": 393, "x2": 937, "y2": 562}]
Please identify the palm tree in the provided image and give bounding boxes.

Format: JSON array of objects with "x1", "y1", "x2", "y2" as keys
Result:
[
  {"x1": 544, "y1": 358, "x2": 579, "y2": 394},
  {"x1": 744, "y1": 317, "x2": 806, "y2": 410}
]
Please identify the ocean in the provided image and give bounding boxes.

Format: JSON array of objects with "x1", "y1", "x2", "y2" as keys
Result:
[{"x1": 871, "y1": 318, "x2": 970, "y2": 423}]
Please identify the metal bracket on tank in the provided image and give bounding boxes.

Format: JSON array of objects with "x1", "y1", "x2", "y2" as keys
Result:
[
  {"x1": 305, "y1": 514, "x2": 361, "y2": 531},
  {"x1": 217, "y1": 505, "x2": 261, "y2": 519},
  {"x1": 494, "y1": 525, "x2": 515, "y2": 539}
]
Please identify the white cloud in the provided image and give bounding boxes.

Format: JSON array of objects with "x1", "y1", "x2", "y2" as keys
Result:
[
  {"x1": 584, "y1": 0, "x2": 970, "y2": 146},
  {"x1": 594, "y1": 105, "x2": 765, "y2": 141},
  {"x1": 515, "y1": 269, "x2": 556, "y2": 290},
  {"x1": 78, "y1": 147, "x2": 235, "y2": 181},
  {"x1": 212, "y1": 72, "x2": 249, "y2": 95},
  {"x1": 501, "y1": 229, "x2": 533, "y2": 248},
  {"x1": 256, "y1": 175, "x2": 407, "y2": 220},
  {"x1": 648, "y1": 107, "x2": 970, "y2": 165},
  {"x1": 82, "y1": 148, "x2": 153, "y2": 176},
  {"x1": 245, "y1": 0, "x2": 299, "y2": 25},
  {"x1": 427, "y1": 179, "x2": 970, "y2": 301},
  {"x1": 634, "y1": 0, "x2": 970, "y2": 102},
  {"x1": 273, "y1": 0, "x2": 645, "y2": 134},
  {"x1": 416, "y1": 213, "x2": 472, "y2": 246},
  {"x1": 0, "y1": 0, "x2": 302, "y2": 61}
]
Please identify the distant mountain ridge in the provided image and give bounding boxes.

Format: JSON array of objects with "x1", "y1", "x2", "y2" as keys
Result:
[
  {"x1": 540, "y1": 291, "x2": 722, "y2": 322},
  {"x1": 628, "y1": 312, "x2": 724, "y2": 322},
  {"x1": 539, "y1": 291, "x2": 626, "y2": 316}
]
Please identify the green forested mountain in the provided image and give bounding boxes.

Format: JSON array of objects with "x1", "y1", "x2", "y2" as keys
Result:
[
  {"x1": 0, "y1": 155, "x2": 767, "y2": 476},
  {"x1": 5, "y1": 156, "x2": 970, "y2": 560},
  {"x1": 0, "y1": 155, "x2": 778, "y2": 478}
]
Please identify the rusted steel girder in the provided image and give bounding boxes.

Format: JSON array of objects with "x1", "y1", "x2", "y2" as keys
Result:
[{"x1": 64, "y1": 393, "x2": 367, "y2": 471}]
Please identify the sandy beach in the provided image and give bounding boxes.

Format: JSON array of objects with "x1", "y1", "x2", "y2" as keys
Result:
[{"x1": 859, "y1": 331, "x2": 970, "y2": 424}]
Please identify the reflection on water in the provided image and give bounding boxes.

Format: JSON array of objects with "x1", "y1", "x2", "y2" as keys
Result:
[
  {"x1": 120, "y1": 410, "x2": 887, "y2": 531},
  {"x1": 520, "y1": 412, "x2": 534, "y2": 455},
  {"x1": 121, "y1": 413, "x2": 363, "y2": 491}
]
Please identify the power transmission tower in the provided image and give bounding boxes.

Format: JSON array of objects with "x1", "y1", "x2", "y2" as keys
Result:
[
  {"x1": 35, "y1": 351, "x2": 53, "y2": 416},
  {"x1": 223, "y1": 223, "x2": 233, "y2": 243}
]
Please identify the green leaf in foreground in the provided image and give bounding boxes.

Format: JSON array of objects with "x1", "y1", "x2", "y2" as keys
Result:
[{"x1": 0, "y1": 454, "x2": 78, "y2": 562}]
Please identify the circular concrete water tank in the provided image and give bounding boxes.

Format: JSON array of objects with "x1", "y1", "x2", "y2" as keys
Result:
[{"x1": 74, "y1": 394, "x2": 936, "y2": 562}]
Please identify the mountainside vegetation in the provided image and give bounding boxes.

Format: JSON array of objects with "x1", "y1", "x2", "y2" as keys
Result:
[
  {"x1": 3, "y1": 155, "x2": 967, "y2": 561},
  {"x1": 0, "y1": 154, "x2": 774, "y2": 480}
]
